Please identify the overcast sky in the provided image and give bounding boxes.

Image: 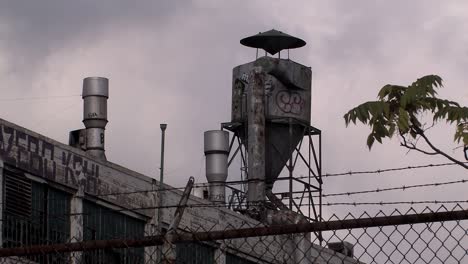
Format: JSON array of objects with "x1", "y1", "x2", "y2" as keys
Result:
[{"x1": 1, "y1": 0, "x2": 467, "y2": 219}]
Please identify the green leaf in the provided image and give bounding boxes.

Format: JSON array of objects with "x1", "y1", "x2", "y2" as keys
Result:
[
  {"x1": 397, "y1": 108, "x2": 410, "y2": 133},
  {"x1": 367, "y1": 134, "x2": 375, "y2": 149},
  {"x1": 375, "y1": 135, "x2": 383, "y2": 144},
  {"x1": 388, "y1": 123, "x2": 396, "y2": 138},
  {"x1": 344, "y1": 74, "x2": 468, "y2": 158},
  {"x1": 344, "y1": 113, "x2": 350, "y2": 126}
]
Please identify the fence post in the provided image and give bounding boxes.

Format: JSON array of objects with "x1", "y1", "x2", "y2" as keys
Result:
[
  {"x1": 70, "y1": 167, "x2": 85, "y2": 264},
  {"x1": 162, "y1": 233, "x2": 176, "y2": 264},
  {"x1": 214, "y1": 244, "x2": 226, "y2": 264},
  {"x1": 0, "y1": 159, "x2": 4, "y2": 247},
  {"x1": 145, "y1": 179, "x2": 159, "y2": 264}
]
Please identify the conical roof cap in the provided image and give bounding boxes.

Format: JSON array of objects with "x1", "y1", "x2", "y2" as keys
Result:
[{"x1": 240, "y1": 29, "x2": 306, "y2": 55}]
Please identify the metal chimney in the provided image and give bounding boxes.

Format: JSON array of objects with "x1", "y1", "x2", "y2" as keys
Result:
[
  {"x1": 82, "y1": 77, "x2": 109, "y2": 161},
  {"x1": 204, "y1": 130, "x2": 229, "y2": 204}
]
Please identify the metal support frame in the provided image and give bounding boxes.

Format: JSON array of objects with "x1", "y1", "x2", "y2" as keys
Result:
[{"x1": 221, "y1": 118, "x2": 322, "y2": 225}]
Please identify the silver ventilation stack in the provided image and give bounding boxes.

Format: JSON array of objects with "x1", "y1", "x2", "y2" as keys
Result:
[
  {"x1": 204, "y1": 130, "x2": 229, "y2": 204},
  {"x1": 82, "y1": 77, "x2": 109, "y2": 161}
]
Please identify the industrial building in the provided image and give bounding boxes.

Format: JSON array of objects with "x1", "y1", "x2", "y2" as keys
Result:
[{"x1": 0, "y1": 30, "x2": 359, "y2": 263}]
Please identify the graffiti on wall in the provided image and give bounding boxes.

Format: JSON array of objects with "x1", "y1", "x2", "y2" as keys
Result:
[
  {"x1": 276, "y1": 90, "x2": 304, "y2": 115},
  {"x1": 0, "y1": 124, "x2": 100, "y2": 194}
]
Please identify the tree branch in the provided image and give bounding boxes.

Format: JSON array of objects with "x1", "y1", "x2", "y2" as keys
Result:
[
  {"x1": 414, "y1": 128, "x2": 468, "y2": 169},
  {"x1": 399, "y1": 134, "x2": 438, "y2": 155}
]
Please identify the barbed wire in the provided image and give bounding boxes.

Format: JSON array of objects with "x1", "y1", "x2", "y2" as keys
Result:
[
  {"x1": 323, "y1": 200, "x2": 468, "y2": 207},
  {"x1": 276, "y1": 178, "x2": 467, "y2": 200},
  {"x1": 273, "y1": 178, "x2": 468, "y2": 204},
  {"x1": 35, "y1": 173, "x2": 468, "y2": 206},
  {"x1": 92, "y1": 180, "x2": 467, "y2": 209},
  {"x1": 311, "y1": 161, "x2": 468, "y2": 179},
  {"x1": 94, "y1": 176, "x2": 467, "y2": 201},
  {"x1": 7, "y1": 199, "x2": 467, "y2": 219},
  {"x1": 321, "y1": 178, "x2": 467, "y2": 198},
  {"x1": 94, "y1": 180, "x2": 247, "y2": 198},
  {"x1": 0, "y1": 94, "x2": 81, "y2": 102},
  {"x1": 108, "y1": 199, "x2": 468, "y2": 213},
  {"x1": 94, "y1": 161, "x2": 467, "y2": 198}
]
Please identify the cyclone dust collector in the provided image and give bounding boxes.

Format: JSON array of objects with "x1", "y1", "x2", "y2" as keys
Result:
[{"x1": 221, "y1": 30, "x2": 322, "y2": 222}]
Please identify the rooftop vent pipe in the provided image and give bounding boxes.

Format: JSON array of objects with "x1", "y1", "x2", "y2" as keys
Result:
[
  {"x1": 204, "y1": 130, "x2": 229, "y2": 204},
  {"x1": 82, "y1": 77, "x2": 109, "y2": 161}
]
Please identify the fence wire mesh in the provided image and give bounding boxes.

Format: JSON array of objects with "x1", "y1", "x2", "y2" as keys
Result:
[{"x1": 0, "y1": 204, "x2": 466, "y2": 264}]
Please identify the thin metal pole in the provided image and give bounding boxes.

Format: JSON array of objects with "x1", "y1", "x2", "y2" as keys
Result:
[
  {"x1": 157, "y1": 123, "x2": 167, "y2": 263},
  {"x1": 157, "y1": 124, "x2": 167, "y2": 232},
  {"x1": 319, "y1": 132, "x2": 323, "y2": 245},
  {"x1": 308, "y1": 133, "x2": 311, "y2": 221},
  {"x1": 289, "y1": 118, "x2": 293, "y2": 210}
]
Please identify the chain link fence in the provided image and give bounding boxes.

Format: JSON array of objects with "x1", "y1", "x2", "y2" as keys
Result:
[{"x1": 0, "y1": 204, "x2": 466, "y2": 263}]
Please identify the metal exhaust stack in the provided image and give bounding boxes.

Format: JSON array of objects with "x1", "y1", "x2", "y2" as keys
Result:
[
  {"x1": 82, "y1": 77, "x2": 109, "y2": 161},
  {"x1": 246, "y1": 68, "x2": 266, "y2": 205},
  {"x1": 204, "y1": 130, "x2": 229, "y2": 204}
]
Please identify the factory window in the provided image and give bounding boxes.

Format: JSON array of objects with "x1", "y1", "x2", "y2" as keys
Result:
[
  {"x1": 2, "y1": 168, "x2": 71, "y2": 263},
  {"x1": 82, "y1": 200, "x2": 146, "y2": 264},
  {"x1": 176, "y1": 242, "x2": 215, "y2": 264},
  {"x1": 226, "y1": 253, "x2": 257, "y2": 264}
]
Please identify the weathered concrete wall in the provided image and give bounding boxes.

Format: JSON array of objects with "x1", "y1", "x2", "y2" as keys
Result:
[
  {"x1": 0, "y1": 119, "x2": 153, "y2": 216},
  {"x1": 232, "y1": 57, "x2": 312, "y2": 125}
]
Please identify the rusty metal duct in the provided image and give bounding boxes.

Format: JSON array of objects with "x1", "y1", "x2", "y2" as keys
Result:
[
  {"x1": 82, "y1": 77, "x2": 109, "y2": 161},
  {"x1": 232, "y1": 31, "x2": 311, "y2": 204},
  {"x1": 204, "y1": 130, "x2": 229, "y2": 204}
]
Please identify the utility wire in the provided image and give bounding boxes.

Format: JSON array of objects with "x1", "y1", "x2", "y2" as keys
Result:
[
  {"x1": 0, "y1": 94, "x2": 81, "y2": 102},
  {"x1": 30, "y1": 101, "x2": 81, "y2": 128}
]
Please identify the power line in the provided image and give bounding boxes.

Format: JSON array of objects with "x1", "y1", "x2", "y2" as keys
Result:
[
  {"x1": 30, "y1": 101, "x2": 81, "y2": 128},
  {"x1": 0, "y1": 94, "x2": 81, "y2": 102}
]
